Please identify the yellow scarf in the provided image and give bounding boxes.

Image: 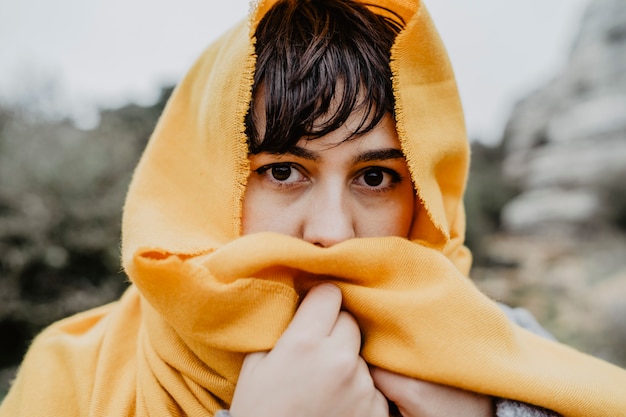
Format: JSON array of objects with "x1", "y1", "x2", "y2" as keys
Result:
[{"x1": 2, "y1": 1, "x2": 626, "y2": 416}]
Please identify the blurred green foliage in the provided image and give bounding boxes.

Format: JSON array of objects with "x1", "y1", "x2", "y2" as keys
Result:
[
  {"x1": 0, "y1": 87, "x2": 172, "y2": 391},
  {"x1": 464, "y1": 141, "x2": 519, "y2": 266},
  {"x1": 600, "y1": 175, "x2": 626, "y2": 232}
]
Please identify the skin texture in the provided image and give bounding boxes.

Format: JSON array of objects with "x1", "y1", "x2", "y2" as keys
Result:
[
  {"x1": 236, "y1": 114, "x2": 493, "y2": 416},
  {"x1": 230, "y1": 285, "x2": 493, "y2": 417},
  {"x1": 242, "y1": 113, "x2": 415, "y2": 247},
  {"x1": 371, "y1": 368, "x2": 494, "y2": 417},
  {"x1": 230, "y1": 284, "x2": 389, "y2": 417}
]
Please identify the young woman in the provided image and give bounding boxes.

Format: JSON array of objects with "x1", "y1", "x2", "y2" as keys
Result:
[
  {"x1": 231, "y1": 2, "x2": 549, "y2": 415},
  {"x1": 2, "y1": 0, "x2": 625, "y2": 416}
]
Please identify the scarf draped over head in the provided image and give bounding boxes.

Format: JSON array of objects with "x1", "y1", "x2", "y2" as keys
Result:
[{"x1": 2, "y1": 0, "x2": 626, "y2": 416}]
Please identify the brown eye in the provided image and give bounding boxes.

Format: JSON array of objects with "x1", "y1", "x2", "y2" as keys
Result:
[
  {"x1": 363, "y1": 169, "x2": 384, "y2": 186},
  {"x1": 254, "y1": 162, "x2": 307, "y2": 188},
  {"x1": 355, "y1": 167, "x2": 402, "y2": 190},
  {"x1": 271, "y1": 165, "x2": 292, "y2": 181}
]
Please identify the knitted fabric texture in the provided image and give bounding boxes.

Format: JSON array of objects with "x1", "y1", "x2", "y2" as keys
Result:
[{"x1": 2, "y1": 1, "x2": 626, "y2": 416}]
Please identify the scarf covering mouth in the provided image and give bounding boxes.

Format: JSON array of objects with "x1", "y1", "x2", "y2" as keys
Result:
[{"x1": 2, "y1": 0, "x2": 626, "y2": 416}]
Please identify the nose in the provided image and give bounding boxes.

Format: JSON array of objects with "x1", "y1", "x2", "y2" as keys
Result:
[{"x1": 301, "y1": 186, "x2": 355, "y2": 247}]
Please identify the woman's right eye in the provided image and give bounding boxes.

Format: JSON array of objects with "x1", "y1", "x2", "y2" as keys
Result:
[
  {"x1": 255, "y1": 163, "x2": 306, "y2": 185},
  {"x1": 270, "y1": 165, "x2": 292, "y2": 181}
]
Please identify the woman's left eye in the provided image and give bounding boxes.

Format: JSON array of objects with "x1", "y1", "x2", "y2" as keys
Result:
[
  {"x1": 255, "y1": 163, "x2": 306, "y2": 185},
  {"x1": 355, "y1": 167, "x2": 400, "y2": 189}
]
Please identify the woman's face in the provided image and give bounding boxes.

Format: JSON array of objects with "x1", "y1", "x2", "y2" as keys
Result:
[{"x1": 241, "y1": 113, "x2": 415, "y2": 247}]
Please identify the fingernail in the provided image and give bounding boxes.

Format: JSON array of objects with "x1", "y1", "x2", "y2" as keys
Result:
[{"x1": 316, "y1": 283, "x2": 341, "y2": 296}]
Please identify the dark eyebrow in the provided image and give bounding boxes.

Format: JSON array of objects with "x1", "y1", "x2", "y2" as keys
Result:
[
  {"x1": 275, "y1": 146, "x2": 404, "y2": 163},
  {"x1": 282, "y1": 146, "x2": 319, "y2": 161},
  {"x1": 352, "y1": 148, "x2": 405, "y2": 164}
]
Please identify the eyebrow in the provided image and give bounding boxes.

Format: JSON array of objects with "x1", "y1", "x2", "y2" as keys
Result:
[
  {"x1": 282, "y1": 146, "x2": 405, "y2": 163},
  {"x1": 352, "y1": 148, "x2": 405, "y2": 164},
  {"x1": 284, "y1": 146, "x2": 319, "y2": 160}
]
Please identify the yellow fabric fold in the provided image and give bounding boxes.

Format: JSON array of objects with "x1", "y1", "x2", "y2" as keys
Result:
[
  {"x1": 5, "y1": 234, "x2": 626, "y2": 416},
  {"x1": 132, "y1": 233, "x2": 626, "y2": 417},
  {"x1": 3, "y1": 0, "x2": 626, "y2": 416}
]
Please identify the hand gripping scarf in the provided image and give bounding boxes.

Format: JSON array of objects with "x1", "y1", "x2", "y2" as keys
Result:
[{"x1": 2, "y1": 1, "x2": 626, "y2": 416}]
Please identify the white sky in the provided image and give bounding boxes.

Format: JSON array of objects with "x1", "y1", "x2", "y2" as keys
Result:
[{"x1": 0, "y1": 0, "x2": 591, "y2": 143}]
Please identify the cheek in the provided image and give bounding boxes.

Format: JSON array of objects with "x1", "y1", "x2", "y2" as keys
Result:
[
  {"x1": 393, "y1": 182, "x2": 416, "y2": 237},
  {"x1": 241, "y1": 181, "x2": 299, "y2": 236},
  {"x1": 241, "y1": 179, "x2": 264, "y2": 235},
  {"x1": 241, "y1": 186, "x2": 270, "y2": 235},
  {"x1": 387, "y1": 191, "x2": 415, "y2": 238},
  {"x1": 357, "y1": 187, "x2": 415, "y2": 238}
]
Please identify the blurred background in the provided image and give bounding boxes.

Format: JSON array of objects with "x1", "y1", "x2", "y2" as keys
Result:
[{"x1": 1, "y1": 0, "x2": 625, "y2": 398}]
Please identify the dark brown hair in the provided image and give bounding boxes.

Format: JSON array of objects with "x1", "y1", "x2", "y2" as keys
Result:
[{"x1": 246, "y1": 0, "x2": 404, "y2": 154}]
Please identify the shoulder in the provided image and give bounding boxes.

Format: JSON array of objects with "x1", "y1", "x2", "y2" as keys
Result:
[
  {"x1": 494, "y1": 303, "x2": 561, "y2": 417},
  {"x1": 497, "y1": 303, "x2": 556, "y2": 341},
  {"x1": 1, "y1": 287, "x2": 141, "y2": 416}
]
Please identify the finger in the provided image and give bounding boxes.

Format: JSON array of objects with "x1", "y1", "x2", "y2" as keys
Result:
[
  {"x1": 373, "y1": 388, "x2": 392, "y2": 417},
  {"x1": 370, "y1": 367, "x2": 408, "y2": 403},
  {"x1": 281, "y1": 284, "x2": 343, "y2": 340},
  {"x1": 359, "y1": 364, "x2": 392, "y2": 417},
  {"x1": 239, "y1": 351, "x2": 267, "y2": 375},
  {"x1": 372, "y1": 368, "x2": 493, "y2": 416},
  {"x1": 371, "y1": 368, "x2": 425, "y2": 417},
  {"x1": 329, "y1": 311, "x2": 362, "y2": 353}
]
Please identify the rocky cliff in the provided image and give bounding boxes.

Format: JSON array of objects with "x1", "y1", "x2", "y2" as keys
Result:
[
  {"x1": 474, "y1": 0, "x2": 626, "y2": 368},
  {"x1": 501, "y1": 0, "x2": 626, "y2": 233}
]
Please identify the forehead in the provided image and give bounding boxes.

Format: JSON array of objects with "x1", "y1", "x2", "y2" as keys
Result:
[{"x1": 284, "y1": 113, "x2": 405, "y2": 164}]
